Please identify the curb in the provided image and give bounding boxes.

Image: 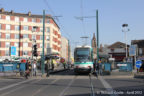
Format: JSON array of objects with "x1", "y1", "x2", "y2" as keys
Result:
[
  {"x1": 134, "y1": 73, "x2": 144, "y2": 79},
  {"x1": 0, "y1": 69, "x2": 68, "y2": 79}
]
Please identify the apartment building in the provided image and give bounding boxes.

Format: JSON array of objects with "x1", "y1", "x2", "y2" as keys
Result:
[
  {"x1": 0, "y1": 8, "x2": 61, "y2": 59},
  {"x1": 61, "y1": 37, "x2": 68, "y2": 61}
]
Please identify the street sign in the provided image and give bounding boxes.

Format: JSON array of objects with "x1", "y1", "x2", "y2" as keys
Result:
[
  {"x1": 129, "y1": 45, "x2": 137, "y2": 56},
  {"x1": 117, "y1": 64, "x2": 127, "y2": 66},
  {"x1": 10, "y1": 46, "x2": 16, "y2": 56},
  {"x1": 136, "y1": 60, "x2": 142, "y2": 69}
]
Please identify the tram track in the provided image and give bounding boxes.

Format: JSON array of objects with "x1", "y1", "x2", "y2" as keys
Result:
[
  {"x1": 58, "y1": 75, "x2": 78, "y2": 96},
  {"x1": 89, "y1": 73, "x2": 96, "y2": 96}
]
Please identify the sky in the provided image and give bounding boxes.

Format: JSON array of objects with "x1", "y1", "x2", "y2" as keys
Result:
[{"x1": 0, "y1": 0, "x2": 144, "y2": 48}]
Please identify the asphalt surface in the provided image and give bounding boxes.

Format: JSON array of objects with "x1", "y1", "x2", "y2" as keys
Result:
[{"x1": 0, "y1": 69, "x2": 144, "y2": 96}]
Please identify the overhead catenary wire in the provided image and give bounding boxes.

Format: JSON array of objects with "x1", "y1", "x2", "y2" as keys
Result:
[
  {"x1": 43, "y1": 0, "x2": 59, "y2": 21},
  {"x1": 80, "y1": 0, "x2": 86, "y2": 36},
  {"x1": 43, "y1": 0, "x2": 78, "y2": 53}
]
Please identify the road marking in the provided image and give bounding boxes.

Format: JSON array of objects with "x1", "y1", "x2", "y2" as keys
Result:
[
  {"x1": 89, "y1": 74, "x2": 95, "y2": 96},
  {"x1": 99, "y1": 76, "x2": 118, "y2": 96},
  {"x1": 0, "y1": 79, "x2": 34, "y2": 91},
  {"x1": 32, "y1": 77, "x2": 61, "y2": 96},
  {"x1": 0, "y1": 79, "x2": 41, "y2": 96},
  {"x1": 59, "y1": 76, "x2": 77, "y2": 96}
]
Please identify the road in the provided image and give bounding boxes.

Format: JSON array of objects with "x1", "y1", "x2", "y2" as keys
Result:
[{"x1": 0, "y1": 69, "x2": 144, "y2": 96}]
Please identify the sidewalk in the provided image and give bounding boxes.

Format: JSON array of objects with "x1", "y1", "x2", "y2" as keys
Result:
[
  {"x1": 0, "y1": 65, "x2": 68, "y2": 79},
  {"x1": 134, "y1": 72, "x2": 144, "y2": 78}
]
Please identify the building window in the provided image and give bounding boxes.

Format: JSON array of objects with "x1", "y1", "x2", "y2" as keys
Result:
[
  {"x1": 23, "y1": 18, "x2": 28, "y2": 22},
  {"x1": 40, "y1": 35, "x2": 43, "y2": 40},
  {"x1": 23, "y1": 42, "x2": 28, "y2": 47},
  {"x1": 0, "y1": 33, "x2": 1, "y2": 38},
  {"x1": 32, "y1": 18, "x2": 36, "y2": 23},
  {"x1": 40, "y1": 44, "x2": 42, "y2": 48},
  {"x1": 46, "y1": 27, "x2": 50, "y2": 32},
  {"x1": 32, "y1": 26, "x2": 38, "y2": 32},
  {"x1": 6, "y1": 24, "x2": 11, "y2": 30},
  {"x1": 15, "y1": 34, "x2": 19, "y2": 39},
  {"x1": 46, "y1": 36, "x2": 49, "y2": 41},
  {"x1": 32, "y1": 35, "x2": 36, "y2": 40},
  {"x1": 40, "y1": 27, "x2": 43, "y2": 32},
  {"x1": 15, "y1": 25, "x2": 19, "y2": 31},
  {"x1": 40, "y1": 52, "x2": 42, "y2": 55},
  {"x1": 23, "y1": 51, "x2": 28, "y2": 55},
  {"x1": 47, "y1": 43, "x2": 50, "y2": 48},
  {"x1": 23, "y1": 34, "x2": 28, "y2": 38},
  {"x1": 14, "y1": 42, "x2": 19, "y2": 47},
  {"x1": 5, "y1": 50, "x2": 10, "y2": 56},
  {"x1": 0, "y1": 24, "x2": 1, "y2": 29},
  {"x1": 15, "y1": 17, "x2": 19, "y2": 22},
  {"x1": 23, "y1": 26, "x2": 28, "y2": 30},
  {"x1": 6, "y1": 16, "x2": 10, "y2": 21},
  {"x1": 40, "y1": 19, "x2": 43, "y2": 23},
  {"x1": 6, "y1": 34, "x2": 10, "y2": 39},
  {"x1": 6, "y1": 42, "x2": 10, "y2": 48}
]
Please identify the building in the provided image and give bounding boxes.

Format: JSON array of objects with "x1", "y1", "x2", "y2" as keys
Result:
[
  {"x1": 61, "y1": 37, "x2": 68, "y2": 61},
  {"x1": 91, "y1": 33, "x2": 97, "y2": 60},
  {"x1": 0, "y1": 8, "x2": 61, "y2": 59},
  {"x1": 131, "y1": 40, "x2": 144, "y2": 71},
  {"x1": 108, "y1": 41, "x2": 129, "y2": 62},
  {"x1": 131, "y1": 40, "x2": 144, "y2": 57}
]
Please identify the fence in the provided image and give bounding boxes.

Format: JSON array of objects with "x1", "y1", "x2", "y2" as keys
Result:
[
  {"x1": 0, "y1": 62, "x2": 26, "y2": 72},
  {"x1": 117, "y1": 62, "x2": 133, "y2": 72}
]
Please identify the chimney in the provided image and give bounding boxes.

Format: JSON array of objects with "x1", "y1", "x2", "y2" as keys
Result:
[
  {"x1": 28, "y1": 11, "x2": 31, "y2": 16},
  {"x1": 0, "y1": 8, "x2": 4, "y2": 12},
  {"x1": 11, "y1": 10, "x2": 14, "y2": 14}
]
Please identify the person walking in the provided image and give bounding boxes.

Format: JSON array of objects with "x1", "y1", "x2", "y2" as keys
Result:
[
  {"x1": 33, "y1": 60, "x2": 37, "y2": 76},
  {"x1": 25, "y1": 60, "x2": 31, "y2": 79}
]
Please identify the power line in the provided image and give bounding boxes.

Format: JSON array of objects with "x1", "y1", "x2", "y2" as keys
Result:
[
  {"x1": 80, "y1": 0, "x2": 86, "y2": 35},
  {"x1": 43, "y1": 0, "x2": 59, "y2": 21}
]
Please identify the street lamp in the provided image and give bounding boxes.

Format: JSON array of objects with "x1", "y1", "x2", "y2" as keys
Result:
[{"x1": 122, "y1": 24, "x2": 130, "y2": 59}]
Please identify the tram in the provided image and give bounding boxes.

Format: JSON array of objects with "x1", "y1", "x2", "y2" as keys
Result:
[{"x1": 74, "y1": 45, "x2": 93, "y2": 73}]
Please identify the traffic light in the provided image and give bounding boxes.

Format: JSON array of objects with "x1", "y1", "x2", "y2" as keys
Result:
[{"x1": 33, "y1": 44, "x2": 38, "y2": 57}]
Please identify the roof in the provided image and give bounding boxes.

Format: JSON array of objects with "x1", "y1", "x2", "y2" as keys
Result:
[
  {"x1": 0, "y1": 8, "x2": 60, "y2": 29},
  {"x1": 131, "y1": 40, "x2": 144, "y2": 48},
  {"x1": 108, "y1": 41, "x2": 127, "y2": 48}
]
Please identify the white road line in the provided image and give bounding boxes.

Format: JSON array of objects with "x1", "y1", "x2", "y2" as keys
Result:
[
  {"x1": 0, "y1": 79, "x2": 34, "y2": 91},
  {"x1": 89, "y1": 74, "x2": 95, "y2": 96},
  {"x1": 99, "y1": 76, "x2": 118, "y2": 96},
  {"x1": 31, "y1": 78, "x2": 60, "y2": 96},
  {"x1": 59, "y1": 76, "x2": 77, "y2": 96},
  {"x1": 0, "y1": 79, "x2": 42, "y2": 96}
]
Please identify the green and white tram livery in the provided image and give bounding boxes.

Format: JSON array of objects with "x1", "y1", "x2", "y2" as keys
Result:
[{"x1": 74, "y1": 46, "x2": 93, "y2": 73}]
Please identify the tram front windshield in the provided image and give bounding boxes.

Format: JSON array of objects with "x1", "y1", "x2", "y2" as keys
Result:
[{"x1": 75, "y1": 48, "x2": 91, "y2": 62}]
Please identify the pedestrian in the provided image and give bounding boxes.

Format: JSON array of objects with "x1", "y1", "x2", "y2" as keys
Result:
[
  {"x1": 33, "y1": 60, "x2": 37, "y2": 76},
  {"x1": 93, "y1": 60, "x2": 98, "y2": 78},
  {"x1": 99, "y1": 63, "x2": 103, "y2": 75},
  {"x1": 25, "y1": 60, "x2": 31, "y2": 79},
  {"x1": 46, "y1": 60, "x2": 50, "y2": 77},
  {"x1": 96, "y1": 63, "x2": 99, "y2": 74}
]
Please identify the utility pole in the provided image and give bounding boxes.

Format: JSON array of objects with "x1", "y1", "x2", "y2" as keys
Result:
[
  {"x1": 19, "y1": 22, "x2": 21, "y2": 58},
  {"x1": 41, "y1": 10, "x2": 62, "y2": 76},
  {"x1": 42, "y1": 10, "x2": 45, "y2": 75},
  {"x1": 96, "y1": 10, "x2": 99, "y2": 63},
  {"x1": 68, "y1": 40, "x2": 70, "y2": 68},
  {"x1": 122, "y1": 24, "x2": 129, "y2": 59},
  {"x1": 75, "y1": 10, "x2": 99, "y2": 62}
]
